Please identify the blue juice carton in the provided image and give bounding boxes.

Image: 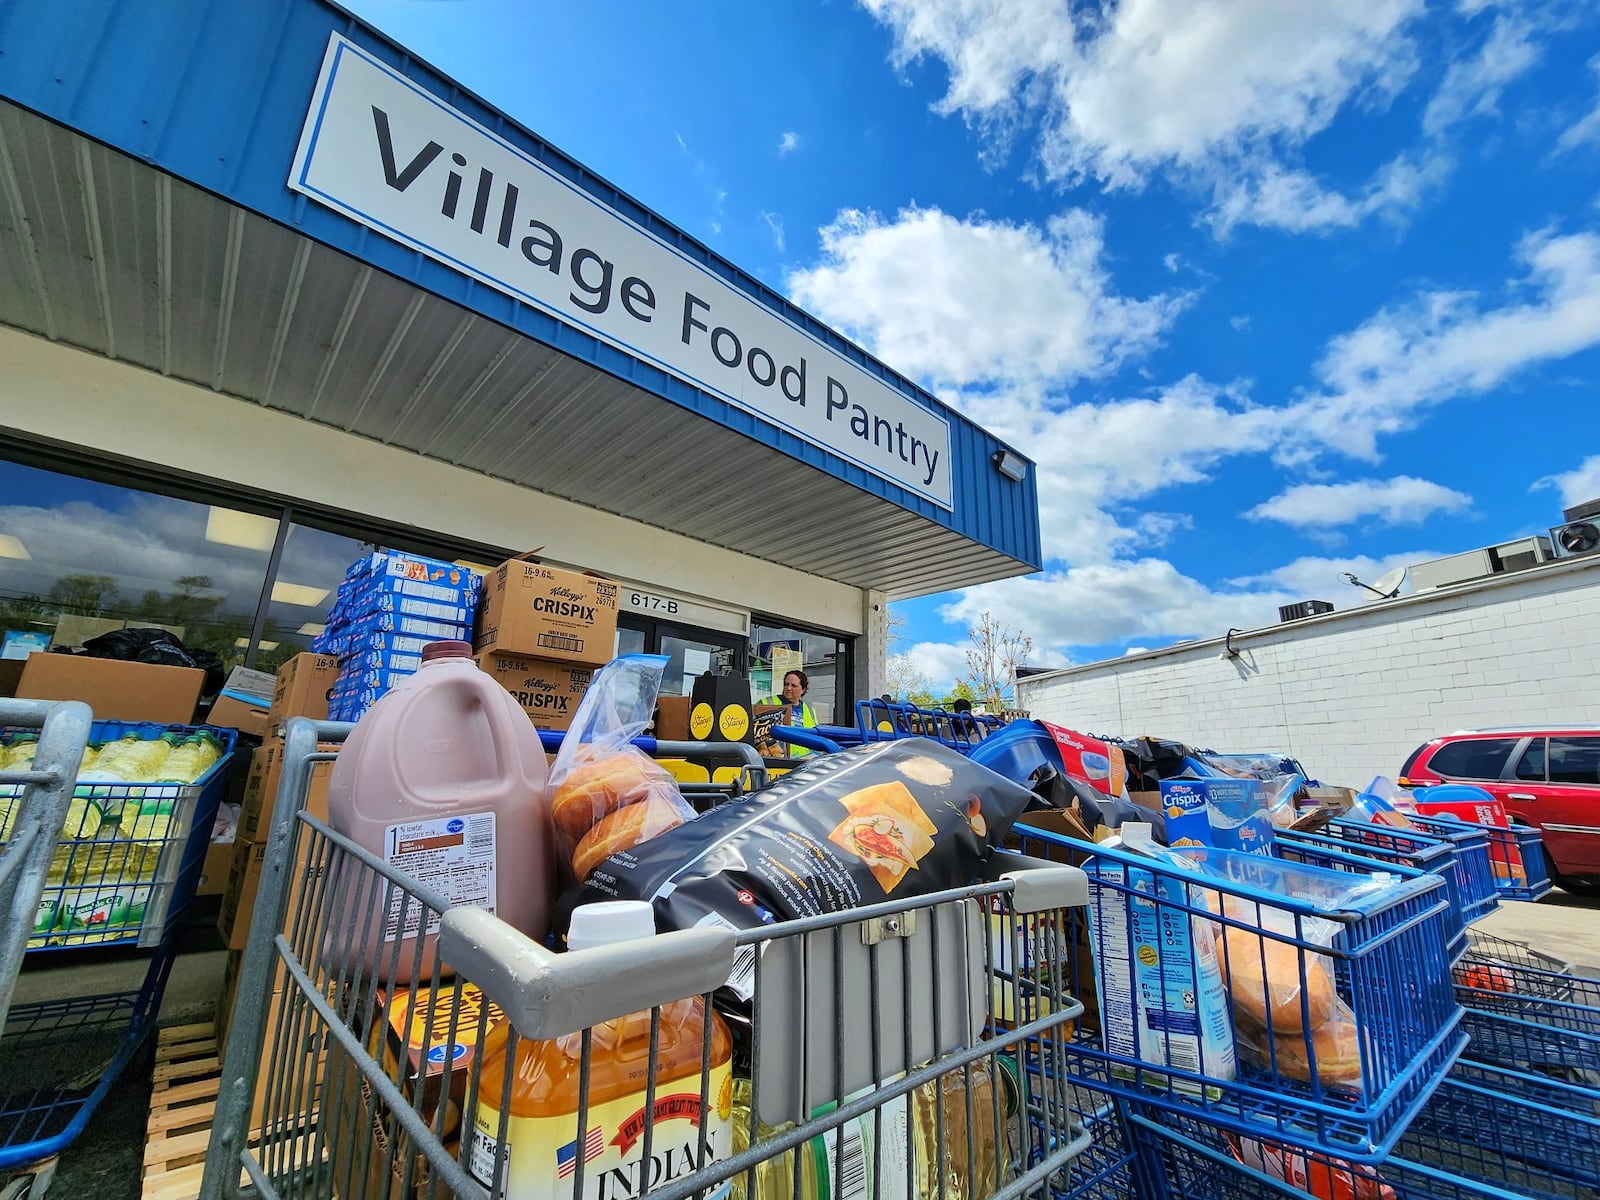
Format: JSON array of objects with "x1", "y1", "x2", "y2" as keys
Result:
[{"x1": 1159, "y1": 777, "x2": 1274, "y2": 856}]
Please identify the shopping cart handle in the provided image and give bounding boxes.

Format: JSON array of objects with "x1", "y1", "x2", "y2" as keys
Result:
[
  {"x1": 437, "y1": 907, "x2": 737, "y2": 1041},
  {"x1": 992, "y1": 855, "x2": 1091, "y2": 913},
  {"x1": 769, "y1": 726, "x2": 845, "y2": 754}
]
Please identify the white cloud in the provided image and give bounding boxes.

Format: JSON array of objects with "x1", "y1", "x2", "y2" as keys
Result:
[
  {"x1": 862, "y1": 0, "x2": 1425, "y2": 189},
  {"x1": 952, "y1": 375, "x2": 1285, "y2": 563},
  {"x1": 1246, "y1": 476, "x2": 1472, "y2": 528},
  {"x1": 1557, "y1": 55, "x2": 1600, "y2": 153},
  {"x1": 1534, "y1": 454, "x2": 1600, "y2": 508},
  {"x1": 1230, "y1": 316, "x2": 1251, "y2": 331},
  {"x1": 787, "y1": 206, "x2": 1184, "y2": 389},
  {"x1": 1163, "y1": 253, "x2": 1182, "y2": 273},
  {"x1": 1423, "y1": 16, "x2": 1540, "y2": 136},
  {"x1": 905, "y1": 640, "x2": 970, "y2": 692},
  {"x1": 940, "y1": 559, "x2": 1296, "y2": 649},
  {"x1": 1209, "y1": 153, "x2": 1447, "y2": 235},
  {"x1": 932, "y1": 548, "x2": 1436, "y2": 659},
  {"x1": 759, "y1": 211, "x2": 786, "y2": 254},
  {"x1": 1283, "y1": 227, "x2": 1600, "y2": 462},
  {"x1": 778, "y1": 131, "x2": 800, "y2": 155}
]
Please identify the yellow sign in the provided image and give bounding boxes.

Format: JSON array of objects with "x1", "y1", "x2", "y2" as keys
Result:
[
  {"x1": 689, "y1": 703, "x2": 715, "y2": 740},
  {"x1": 718, "y1": 705, "x2": 750, "y2": 741}
]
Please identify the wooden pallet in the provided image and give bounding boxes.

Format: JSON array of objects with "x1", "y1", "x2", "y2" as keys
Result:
[
  {"x1": 141, "y1": 1024, "x2": 322, "y2": 1200},
  {"x1": 142, "y1": 1023, "x2": 224, "y2": 1200}
]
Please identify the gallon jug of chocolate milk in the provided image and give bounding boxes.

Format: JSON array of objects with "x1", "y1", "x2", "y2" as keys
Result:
[{"x1": 327, "y1": 640, "x2": 554, "y2": 979}]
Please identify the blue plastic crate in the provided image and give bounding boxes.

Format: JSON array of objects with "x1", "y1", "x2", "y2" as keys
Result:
[
  {"x1": 1394, "y1": 1058, "x2": 1600, "y2": 1198},
  {"x1": 1279, "y1": 821, "x2": 1467, "y2": 960},
  {"x1": 1402, "y1": 814, "x2": 1500, "y2": 925},
  {"x1": 0, "y1": 720, "x2": 236, "y2": 952},
  {"x1": 1129, "y1": 1108, "x2": 1548, "y2": 1200},
  {"x1": 1005, "y1": 830, "x2": 1465, "y2": 1162}
]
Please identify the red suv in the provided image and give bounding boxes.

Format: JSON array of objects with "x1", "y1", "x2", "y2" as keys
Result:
[{"x1": 1400, "y1": 726, "x2": 1600, "y2": 896}]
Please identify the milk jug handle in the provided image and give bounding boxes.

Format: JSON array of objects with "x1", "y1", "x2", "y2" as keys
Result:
[{"x1": 438, "y1": 907, "x2": 737, "y2": 1040}]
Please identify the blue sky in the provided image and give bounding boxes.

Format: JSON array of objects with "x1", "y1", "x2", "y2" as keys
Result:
[{"x1": 346, "y1": 0, "x2": 1600, "y2": 692}]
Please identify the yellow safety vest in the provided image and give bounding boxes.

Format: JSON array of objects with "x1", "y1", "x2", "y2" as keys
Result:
[{"x1": 767, "y1": 698, "x2": 818, "y2": 756}]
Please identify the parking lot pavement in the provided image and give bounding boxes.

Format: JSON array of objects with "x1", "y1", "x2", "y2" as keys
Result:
[{"x1": 1476, "y1": 890, "x2": 1600, "y2": 974}]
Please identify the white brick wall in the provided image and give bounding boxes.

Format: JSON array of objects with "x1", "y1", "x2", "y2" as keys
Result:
[{"x1": 1017, "y1": 556, "x2": 1600, "y2": 788}]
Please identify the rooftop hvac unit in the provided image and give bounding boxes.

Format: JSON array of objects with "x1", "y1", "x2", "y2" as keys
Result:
[
  {"x1": 1550, "y1": 519, "x2": 1600, "y2": 559},
  {"x1": 1489, "y1": 535, "x2": 1552, "y2": 573},
  {"x1": 1563, "y1": 497, "x2": 1600, "y2": 523},
  {"x1": 1409, "y1": 548, "x2": 1494, "y2": 591},
  {"x1": 1278, "y1": 600, "x2": 1334, "y2": 622}
]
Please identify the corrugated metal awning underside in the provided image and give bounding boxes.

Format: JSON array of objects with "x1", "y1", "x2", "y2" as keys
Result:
[{"x1": 0, "y1": 102, "x2": 1031, "y2": 599}]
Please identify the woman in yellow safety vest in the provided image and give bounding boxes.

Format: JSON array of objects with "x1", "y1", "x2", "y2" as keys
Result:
[{"x1": 769, "y1": 669, "x2": 819, "y2": 757}]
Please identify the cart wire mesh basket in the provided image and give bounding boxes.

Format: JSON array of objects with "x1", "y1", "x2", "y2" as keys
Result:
[
  {"x1": 1127, "y1": 1106, "x2": 1569, "y2": 1200},
  {"x1": 1006, "y1": 826, "x2": 1465, "y2": 1163},
  {"x1": 1281, "y1": 819, "x2": 1467, "y2": 960},
  {"x1": 202, "y1": 718, "x2": 1098, "y2": 1200}
]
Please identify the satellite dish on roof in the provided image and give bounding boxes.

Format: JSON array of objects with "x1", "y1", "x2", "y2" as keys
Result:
[{"x1": 1341, "y1": 567, "x2": 1407, "y2": 600}]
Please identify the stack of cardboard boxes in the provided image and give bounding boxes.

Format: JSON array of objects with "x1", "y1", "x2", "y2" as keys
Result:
[{"x1": 470, "y1": 556, "x2": 620, "y2": 731}]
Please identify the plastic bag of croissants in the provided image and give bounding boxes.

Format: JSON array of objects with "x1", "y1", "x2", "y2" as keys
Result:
[{"x1": 546, "y1": 653, "x2": 695, "y2": 887}]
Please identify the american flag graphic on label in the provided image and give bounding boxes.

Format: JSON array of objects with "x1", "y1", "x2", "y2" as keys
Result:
[{"x1": 556, "y1": 1126, "x2": 606, "y2": 1178}]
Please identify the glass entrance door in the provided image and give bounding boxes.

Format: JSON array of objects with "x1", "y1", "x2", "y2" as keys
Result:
[{"x1": 615, "y1": 615, "x2": 746, "y2": 695}]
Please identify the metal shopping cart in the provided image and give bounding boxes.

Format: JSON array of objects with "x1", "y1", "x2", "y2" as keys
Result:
[
  {"x1": 1450, "y1": 930, "x2": 1600, "y2": 1086},
  {"x1": 201, "y1": 718, "x2": 1098, "y2": 1200},
  {"x1": 1005, "y1": 823, "x2": 1465, "y2": 1164},
  {"x1": 0, "y1": 703, "x2": 235, "y2": 1173}
]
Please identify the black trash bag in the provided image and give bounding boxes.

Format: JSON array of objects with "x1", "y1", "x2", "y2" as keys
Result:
[
  {"x1": 81, "y1": 627, "x2": 197, "y2": 670},
  {"x1": 1114, "y1": 735, "x2": 1193, "y2": 790},
  {"x1": 188, "y1": 649, "x2": 227, "y2": 698}
]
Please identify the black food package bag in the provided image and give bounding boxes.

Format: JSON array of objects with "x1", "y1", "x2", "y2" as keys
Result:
[{"x1": 560, "y1": 739, "x2": 1035, "y2": 993}]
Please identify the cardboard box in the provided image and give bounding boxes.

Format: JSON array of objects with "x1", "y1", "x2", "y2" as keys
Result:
[
  {"x1": 375, "y1": 980, "x2": 505, "y2": 1111},
  {"x1": 268, "y1": 653, "x2": 340, "y2": 728},
  {"x1": 210, "y1": 665, "x2": 277, "y2": 735},
  {"x1": 239, "y1": 739, "x2": 333, "y2": 844},
  {"x1": 218, "y1": 837, "x2": 268, "y2": 950},
  {"x1": 475, "y1": 558, "x2": 619, "y2": 665},
  {"x1": 472, "y1": 651, "x2": 593, "y2": 731},
  {"x1": 215, "y1": 951, "x2": 325, "y2": 1141},
  {"x1": 687, "y1": 673, "x2": 755, "y2": 744},
  {"x1": 196, "y1": 840, "x2": 235, "y2": 897},
  {"x1": 654, "y1": 695, "x2": 691, "y2": 741},
  {"x1": 16, "y1": 652, "x2": 203, "y2": 724}
]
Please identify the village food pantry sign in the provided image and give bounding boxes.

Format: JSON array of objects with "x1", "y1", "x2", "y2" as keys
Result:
[{"x1": 289, "y1": 35, "x2": 954, "y2": 509}]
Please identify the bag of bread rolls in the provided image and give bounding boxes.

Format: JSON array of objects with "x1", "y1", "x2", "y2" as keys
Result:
[
  {"x1": 1216, "y1": 897, "x2": 1336, "y2": 1037},
  {"x1": 547, "y1": 654, "x2": 697, "y2": 886}
]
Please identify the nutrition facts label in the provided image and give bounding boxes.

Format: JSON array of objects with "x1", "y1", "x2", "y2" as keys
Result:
[{"x1": 383, "y1": 811, "x2": 497, "y2": 941}]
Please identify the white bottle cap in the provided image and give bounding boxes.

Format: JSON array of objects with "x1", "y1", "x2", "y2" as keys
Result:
[{"x1": 566, "y1": 900, "x2": 656, "y2": 952}]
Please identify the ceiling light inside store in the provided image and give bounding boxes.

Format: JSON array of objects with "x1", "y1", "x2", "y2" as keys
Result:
[
  {"x1": 205, "y1": 508, "x2": 279, "y2": 552},
  {"x1": 297, "y1": 623, "x2": 326, "y2": 637},
  {"x1": 235, "y1": 638, "x2": 281, "y2": 651},
  {"x1": 0, "y1": 535, "x2": 30, "y2": 559},
  {"x1": 271, "y1": 581, "x2": 330, "y2": 607}
]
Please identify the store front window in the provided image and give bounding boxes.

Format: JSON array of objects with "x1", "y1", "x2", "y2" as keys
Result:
[
  {"x1": 251, "y1": 520, "x2": 375, "y2": 675},
  {"x1": 616, "y1": 615, "x2": 744, "y2": 697},
  {"x1": 750, "y1": 620, "x2": 852, "y2": 726},
  {"x1": 0, "y1": 459, "x2": 275, "y2": 668}
]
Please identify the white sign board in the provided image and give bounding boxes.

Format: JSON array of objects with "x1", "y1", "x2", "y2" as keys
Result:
[{"x1": 289, "y1": 36, "x2": 953, "y2": 508}]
